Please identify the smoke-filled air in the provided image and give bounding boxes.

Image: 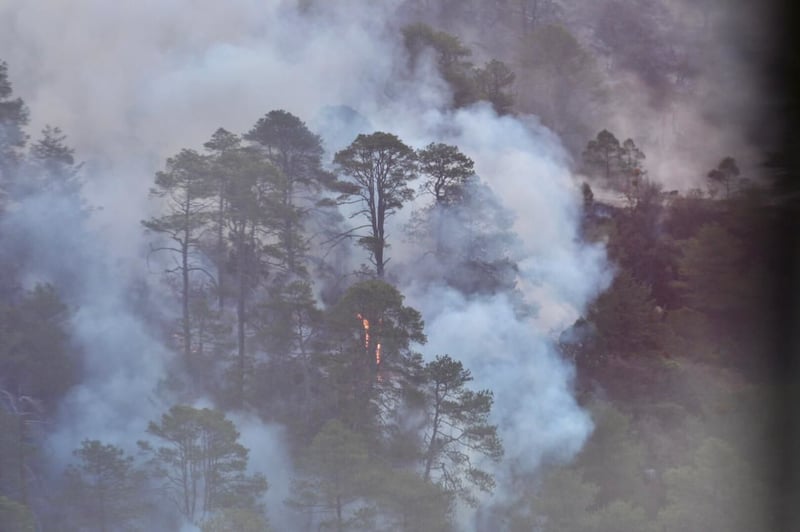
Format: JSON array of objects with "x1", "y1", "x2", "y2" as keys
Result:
[{"x1": 0, "y1": 0, "x2": 790, "y2": 531}]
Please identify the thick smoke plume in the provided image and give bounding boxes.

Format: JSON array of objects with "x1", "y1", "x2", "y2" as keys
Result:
[
  {"x1": 0, "y1": 189, "x2": 174, "y2": 464},
  {"x1": 0, "y1": 0, "x2": 609, "y2": 525}
]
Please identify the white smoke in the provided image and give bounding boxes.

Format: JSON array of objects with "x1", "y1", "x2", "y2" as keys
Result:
[
  {"x1": 371, "y1": 104, "x2": 610, "y2": 522},
  {"x1": 230, "y1": 413, "x2": 301, "y2": 531},
  {"x1": 0, "y1": 188, "x2": 174, "y2": 468},
  {"x1": 0, "y1": 0, "x2": 609, "y2": 527}
]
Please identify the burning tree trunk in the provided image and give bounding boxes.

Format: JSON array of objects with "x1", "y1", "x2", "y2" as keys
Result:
[{"x1": 325, "y1": 280, "x2": 426, "y2": 431}]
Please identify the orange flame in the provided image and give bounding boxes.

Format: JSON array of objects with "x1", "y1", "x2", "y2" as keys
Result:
[
  {"x1": 356, "y1": 313, "x2": 370, "y2": 349},
  {"x1": 356, "y1": 313, "x2": 381, "y2": 367}
]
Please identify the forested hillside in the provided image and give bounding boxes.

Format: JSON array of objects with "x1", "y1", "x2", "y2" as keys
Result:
[{"x1": 0, "y1": 1, "x2": 796, "y2": 531}]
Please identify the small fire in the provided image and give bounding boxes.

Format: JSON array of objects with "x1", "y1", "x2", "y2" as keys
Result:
[
  {"x1": 356, "y1": 313, "x2": 381, "y2": 367},
  {"x1": 356, "y1": 313, "x2": 370, "y2": 349}
]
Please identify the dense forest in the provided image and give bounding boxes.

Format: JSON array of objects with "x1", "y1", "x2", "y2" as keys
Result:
[{"x1": 0, "y1": 0, "x2": 797, "y2": 530}]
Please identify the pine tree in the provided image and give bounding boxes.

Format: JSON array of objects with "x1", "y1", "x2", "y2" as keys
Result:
[
  {"x1": 322, "y1": 280, "x2": 425, "y2": 432},
  {"x1": 245, "y1": 110, "x2": 334, "y2": 278},
  {"x1": 420, "y1": 355, "x2": 502, "y2": 506},
  {"x1": 142, "y1": 149, "x2": 214, "y2": 374},
  {"x1": 203, "y1": 128, "x2": 242, "y2": 310},
  {"x1": 139, "y1": 406, "x2": 268, "y2": 525},
  {"x1": 221, "y1": 148, "x2": 283, "y2": 407},
  {"x1": 334, "y1": 133, "x2": 417, "y2": 278},
  {"x1": 0, "y1": 61, "x2": 29, "y2": 185},
  {"x1": 62, "y1": 440, "x2": 147, "y2": 532}
]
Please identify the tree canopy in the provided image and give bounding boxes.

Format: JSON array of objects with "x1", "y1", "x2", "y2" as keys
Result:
[
  {"x1": 139, "y1": 406, "x2": 268, "y2": 525},
  {"x1": 334, "y1": 132, "x2": 417, "y2": 278}
]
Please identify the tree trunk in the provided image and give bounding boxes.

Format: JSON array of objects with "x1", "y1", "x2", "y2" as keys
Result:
[
  {"x1": 423, "y1": 386, "x2": 442, "y2": 482},
  {"x1": 236, "y1": 236, "x2": 247, "y2": 408},
  {"x1": 182, "y1": 233, "x2": 192, "y2": 371},
  {"x1": 17, "y1": 416, "x2": 27, "y2": 508},
  {"x1": 98, "y1": 487, "x2": 108, "y2": 532},
  {"x1": 182, "y1": 194, "x2": 193, "y2": 374},
  {"x1": 375, "y1": 189, "x2": 386, "y2": 277},
  {"x1": 216, "y1": 192, "x2": 226, "y2": 310},
  {"x1": 284, "y1": 177, "x2": 296, "y2": 275},
  {"x1": 336, "y1": 495, "x2": 343, "y2": 532},
  {"x1": 375, "y1": 242, "x2": 384, "y2": 278}
]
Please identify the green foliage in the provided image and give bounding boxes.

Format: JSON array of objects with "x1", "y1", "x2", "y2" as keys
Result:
[
  {"x1": 202, "y1": 127, "x2": 241, "y2": 310},
  {"x1": 608, "y1": 180, "x2": 680, "y2": 306},
  {"x1": 573, "y1": 403, "x2": 649, "y2": 507},
  {"x1": 0, "y1": 284, "x2": 74, "y2": 404},
  {"x1": 676, "y1": 223, "x2": 749, "y2": 316},
  {"x1": 28, "y1": 125, "x2": 81, "y2": 194},
  {"x1": 372, "y1": 469, "x2": 453, "y2": 532},
  {"x1": 178, "y1": 131, "x2": 284, "y2": 406},
  {"x1": 402, "y1": 23, "x2": 476, "y2": 108},
  {"x1": 256, "y1": 280, "x2": 322, "y2": 359},
  {"x1": 245, "y1": 109, "x2": 336, "y2": 277},
  {"x1": 520, "y1": 24, "x2": 590, "y2": 77},
  {"x1": 658, "y1": 438, "x2": 770, "y2": 531},
  {"x1": 417, "y1": 142, "x2": 474, "y2": 206},
  {"x1": 514, "y1": 0, "x2": 563, "y2": 35},
  {"x1": 220, "y1": 147, "x2": 284, "y2": 406},
  {"x1": 0, "y1": 496, "x2": 35, "y2": 532},
  {"x1": 143, "y1": 148, "x2": 215, "y2": 372},
  {"x1": 323, "y1": 280, "x2": 425, "y2": 430},
  {"x1": 581, "y1": 182, "x2": 594, "y2": 211},
  {"x1": 688, "y1": 382, "x2": 778, "y2": 471},
  {"x1": 201, "y1": 507, "x2": 270, "y2": 532},
  {"x1": 251, "y1": 280, "x2": 324, "y2": 434},
  {"x1": 205, "y1": 127, "x2": 241, "y2": 154},
  {"x1": 8, "y1": 124, "x2": 85, "y2": 205},
  {"x1": 582, "y1": 130, "x2": 645, "y2": 193},
  {"x1": 407, "y1": 174, "x2": 524, "y2": 305},
  {"x1": 587, "y1": 271, "x2": 664, "y2": 356},
  {"x1": 287, "y1": 420, "x2": 454, "y2": 530},
  {"x1": 635, "y1": 401, "x2": 705, "y2": 473},
  {"x1": 287, "y1": 420, "x2": 375, "y2": 531},
  {"x1": 521, "y1": 468, "x2": 598, "y2": 532},
  {"x1": 401, "y1": 23, "x2": 516, "y2": 112},
  {"x1": 593, "y1": 0, "x2": 678, "y2": 91},
  {"x1": 473, "y1": 59, "x2": 516, "y2": 115},
  {"x1": 511, "y1": 464, "x2": 656, "y2": 532},
  {"x1": 590, "y1": 500, "x2": 654, "y2": 532},
  {"x1": 582, "y1": 130, "x2": 622, "y2": 184},
  {"x1": 246, "y1": 110, "x2": 323, "y2": 166},
  {"x1": 515, "y1": 23, "x2": 604, "y2": 146},
  {"x1": 0, "y1": 61, "x2": 29, "y2": 181},
  {"x1": 0, "y1": 392, "x2": 43, "y2": 510},
  {"x1": 706, "y1": 156, "x2": 741, "y2": 198},
  {"x1": 664, "y1": 188, "x2": 713, "y2": 240},
  {"x1": 402, "y1": 23, "x2": 472, "y2": 72},
  {"x1": 146, "y1": 149, "x2": 214, "y2": 214},
  {"x1": 328, "y1": 279, "x2": 426, "y2": 357},
  {"x1": 334, "y1": 132, "x2": 417, "y2": 277},
  {"x1": 221, "y1": 147, "x2": 283, "y2": 248},
  {"x1": 618, "y1": 139, "x2": 647, "y2": 203},
  {"x1": 139, "y1": 405, "x2": 268, "y2": 524},
  {"x1": 62, "y1": 440, "x2": 147, "y2": 531},
  {"x1": 420, "y1": 355, "x2": 502, "y2": 505},
  {"x1": 663, "y1": 307, "x2": 715, "y2": 359},
  {"x1": 184, "y1": 283, "x2": 231, "y2": 381},
  {"x1": 0, "y1": 12, "x2": 785, "y2": 532}
]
